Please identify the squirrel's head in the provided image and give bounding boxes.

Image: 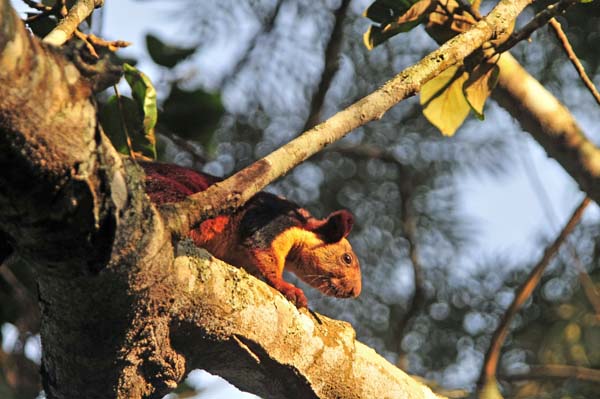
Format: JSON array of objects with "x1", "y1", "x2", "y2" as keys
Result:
[{"x1": 288, "y1": 210, "x2": 361, "y2": 299}]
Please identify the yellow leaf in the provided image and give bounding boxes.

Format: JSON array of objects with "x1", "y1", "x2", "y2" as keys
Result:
[
  {"x1": 463, "y1": 59, "x2": 500, "y2": 119},
  {"x1": 421, "y1": 65, "x2": 470, "y2": 136}
]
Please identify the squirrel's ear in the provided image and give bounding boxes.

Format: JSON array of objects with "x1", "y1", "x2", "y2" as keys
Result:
[{"x1": 312, "y1": 210, "x2": 354, "y2": 243}]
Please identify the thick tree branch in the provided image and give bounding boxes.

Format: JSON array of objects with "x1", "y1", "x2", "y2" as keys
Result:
[
  {"x1": 161, "y1": 0, "x2": 535, "y2": 237},
  {"x1": 493, "y1": 53, "x2": 600, "y2": 201},
  {"x1": 0, "y1": 1, "x2": 116, "y2": 269},
  {"x1": 0, "y1": 3, "x2": 178, "y2": 398},
  {"x1": 171, "y1": 244, "x2": 445, "y2": 399}
]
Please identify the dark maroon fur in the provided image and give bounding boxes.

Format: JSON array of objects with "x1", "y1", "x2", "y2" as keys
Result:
[{"x1": 141, "y1": 161, "x2": 221, "y2": 205}]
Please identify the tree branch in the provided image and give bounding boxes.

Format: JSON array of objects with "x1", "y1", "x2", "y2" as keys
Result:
[
  {"x1": 170, "y1": 244, "x2": 446, "y2": 399},
  {"x1": 161, "y1": 0, "x2": 536, "y2": 238},
  {"x1": 492, "y1": 52, "x2": 600, "y2": 202},
  {"x1": 0, "y1": 0, "x2": 117, "y2": 268},
  {"x1": 496, "y1": 0, "x2": 579, "y2": 53},
  {"x1": 548, "y1": 18, "x2": 600, "y2": 106},
  {"x1": 477, "y1": 197, "x2": 590, "y2": 392}
]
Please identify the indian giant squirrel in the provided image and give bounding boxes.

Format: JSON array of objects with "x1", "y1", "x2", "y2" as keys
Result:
[{"x1": 142, "y1": 162, "x2": 361, "y2": 308}]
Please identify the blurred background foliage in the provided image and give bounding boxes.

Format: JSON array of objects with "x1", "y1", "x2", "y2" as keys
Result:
[{"x1": 2, "y1": 0, "x2": 600, "y2": 398}]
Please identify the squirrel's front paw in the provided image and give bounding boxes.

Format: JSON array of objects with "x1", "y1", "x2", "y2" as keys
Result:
[
  {"x1": 282, "y1": 286, "x2": 308, "y2": 308},
  {"x1": 271, "y1": 280, "x2": 308, "y2": 308}
]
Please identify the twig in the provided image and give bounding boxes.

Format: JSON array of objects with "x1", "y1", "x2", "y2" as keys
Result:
[
  {"x1": 549, "y1": 18, "x2": 600, "y2": 106},
  {"x1": 302, "y1": 0, "x2": 351, "y2": 131},
  {"x1": 21, "y1": 0, "x2": 51, "y2": 12},
  {"x1": 477, "y1": 197, "x2": 591, "y2": 392},
  {"x1": 42, "y1": 0, "x2": 104, "y2": 47},
  {"x1": 74, "y1": 31, "x2": 130, "y2": 58},
  {"x1": 496, "y1": 0, "x2": 579, "y2": 54},
  {"x1": 160, "y1": 0, "x2": 536, "y2": 237},
  {"x1": 505, "y1": 364, "x2": 600, "y2": 384}
]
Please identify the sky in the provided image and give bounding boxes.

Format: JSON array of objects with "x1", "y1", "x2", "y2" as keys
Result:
[{"x1": 7, "y1": 0, "x2": 600, "y2": 397}]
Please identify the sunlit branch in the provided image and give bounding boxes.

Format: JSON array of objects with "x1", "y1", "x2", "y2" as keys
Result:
[
  {"x1": 42, "y1": 0, "x2": 104, "y2": 47},
  {"x1": 161, "y1": 0, "x2": 536, "y2": 237},
  {"x1": 518, "y1": 144, "x2": 600, "y2": 317}
]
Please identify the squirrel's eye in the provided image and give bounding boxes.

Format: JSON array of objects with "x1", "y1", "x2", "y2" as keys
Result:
[{"x1": 342, "y1": 253, "x2": 352, "y2": 265}]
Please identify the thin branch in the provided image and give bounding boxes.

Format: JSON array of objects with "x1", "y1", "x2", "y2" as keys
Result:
[
  {"x1": 549, "y1": 18, "x2": 600, "y2": 106},
  {"x1": 42, "y1": 0, "x2": 104, "y2": 47},
  {"x1": 505, "y1": 364, "x2": 600, "y2": 384},
  {"x1": 160, "y1": 0, "x2": 536, "y2": 237},
  {"x1": 496, "y1": 0, "x2": 578, "y2": 54},
  {"x1": 518, "y1": 142, "x2": 600, "y2": 316},
  {"x1": 302, "y1": 0, "x2": 351, "y2": 131},
  {"x1": 477, "y1": 197, "x2": 591, "y2": 391}
]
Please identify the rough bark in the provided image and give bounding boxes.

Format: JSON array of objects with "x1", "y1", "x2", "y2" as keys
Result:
[
  {"x1": 172, "y1": 244, "x2": 443, "y2": 399},
  {"x1": 0, "y1": 3, "x2": 179, "y2": 398}
]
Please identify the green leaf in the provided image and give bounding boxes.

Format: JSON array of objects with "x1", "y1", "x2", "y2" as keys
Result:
[
  {"x1": 160, "y1": 85, "x2": 224, "y2": 151},
  {"x1": 123, "y1": 64, "x2": 158, "y2": 143},
  {"x1": 463, "y1": 60, "x2": 500, "y2": 120},
  {"x1": 99, "y1": 95, "x2": 157, "y2": 159},
  {"x1": 146, "y1": 34, "x2": 196, "y2": 68},
  {"x1": 420, "y1": 65, "x2": 470, "y2": 136}
]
